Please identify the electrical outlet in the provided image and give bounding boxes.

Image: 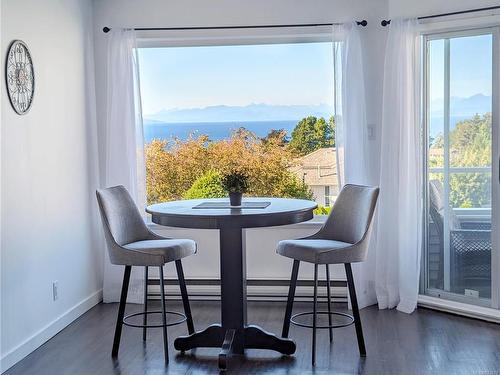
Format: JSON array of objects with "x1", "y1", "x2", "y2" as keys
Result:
[
  {"x1": 52, "y1": 281, "x2": 59, "y2": 301},
  {"x1": 464, "y1": 289, "x2": 479, "y2": 298}
]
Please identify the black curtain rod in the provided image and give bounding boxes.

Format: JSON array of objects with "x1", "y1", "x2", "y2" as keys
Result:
[
  {"x1": 102, "y1": 20, "x2": 367, "y2": 33},
  {"x1": 381, "y1": 5, "x2": 500, "y2": 26}
]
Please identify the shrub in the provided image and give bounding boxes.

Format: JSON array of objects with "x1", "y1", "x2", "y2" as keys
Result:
[
  {"x1": 314, "y1": 206, "x2": 332, "y2": 215},
  {"x1": 273, "y1": 172, "x2": 313, "y2": 200},
  {"x1": 183, "y1": 170, "x2": 226, "y2": 199}
]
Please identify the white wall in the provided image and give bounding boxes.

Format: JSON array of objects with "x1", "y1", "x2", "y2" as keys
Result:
[
  {"x1": 0, "y1": 0, "x2": 102, "y2": 371},
  {"x1": 389, "y1": 0, "x2": 500, "y2": 18}
]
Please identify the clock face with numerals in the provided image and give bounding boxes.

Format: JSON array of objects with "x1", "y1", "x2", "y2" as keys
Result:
[{"x1": 6, "y1": 40, "x2": 34, "y2": 115}]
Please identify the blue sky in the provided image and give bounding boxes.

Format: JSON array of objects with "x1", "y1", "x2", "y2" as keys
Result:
[
  {"x1": 138, "y1": 42, "x2": 334, "y2": 116},
  {"x1": 138, "y1": 35, "x2": 492, "y2": 117},
  {"x1": 429, "y1": 33, "x2": 492, "y2": 100}
]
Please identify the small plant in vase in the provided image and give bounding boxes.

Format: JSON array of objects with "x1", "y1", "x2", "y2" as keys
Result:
[{"x1": 222, "y1": 172, "x2": 249, "y2": 206}]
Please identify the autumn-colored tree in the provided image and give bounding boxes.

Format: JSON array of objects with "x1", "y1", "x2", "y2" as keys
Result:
[
  {"x1": 262, "y1": 129, "x2": 288, "y2": 146},
  {"x1": 145, "y1": 135, "x2": 210, "y2": 203}
]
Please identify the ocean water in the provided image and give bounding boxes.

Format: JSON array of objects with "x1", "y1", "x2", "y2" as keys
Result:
[
  {"x1": 143, "y1": 120, "x2": 299, "y2": 143},
  {"x1": 143, "y1": 115, "x2": 482, "y2": 143}
]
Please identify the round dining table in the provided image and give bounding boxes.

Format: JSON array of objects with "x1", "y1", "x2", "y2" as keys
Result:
[{"x1": 146, "y1": 197, "x2": 317, "y2": 370}]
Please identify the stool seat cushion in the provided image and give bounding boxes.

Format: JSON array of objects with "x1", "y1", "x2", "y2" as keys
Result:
[
  {"x1": 123, "y1": 239, "x2": 196, "y2": 265},
  {"x1": 277, "y1": 239, "x2": 364, "y2": 264}
]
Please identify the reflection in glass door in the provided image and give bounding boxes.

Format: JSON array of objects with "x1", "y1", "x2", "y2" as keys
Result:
[{"x1": 423, "y1": 29, "x2": 496, "y2": 305}]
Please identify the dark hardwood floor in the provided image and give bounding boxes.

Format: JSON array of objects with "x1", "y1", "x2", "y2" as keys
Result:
[{"x1": 5, "y1": 300, "x2": 500, "y2": 375}]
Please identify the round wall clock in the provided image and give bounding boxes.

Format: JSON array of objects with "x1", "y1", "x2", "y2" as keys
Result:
[{"x1": 6, "y1": 40, "x2": 35, "y2": 115}]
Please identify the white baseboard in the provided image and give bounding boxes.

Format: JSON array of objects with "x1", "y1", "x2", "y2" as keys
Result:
[
  {"x1": 1, "y1": 289, "x2": 103, "y2": 374},
  {"x1": 418, "y1": 294, "x2": 500, "y2": 324}
]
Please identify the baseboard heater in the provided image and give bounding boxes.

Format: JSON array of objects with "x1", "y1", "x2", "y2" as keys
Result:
[{"x1": 147, "y1": 278, "x2": 348, "y2": 303}]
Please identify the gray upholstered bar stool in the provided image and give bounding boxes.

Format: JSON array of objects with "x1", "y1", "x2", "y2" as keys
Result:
[
  {"x1": 277, "y1": 184, "x2": 379, "y2": 366},
  {"x1": 96, "y1": 185, "x2": 196, "y2": 364}
]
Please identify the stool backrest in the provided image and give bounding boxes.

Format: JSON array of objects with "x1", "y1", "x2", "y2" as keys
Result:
[
  {"x1": 96, "y1": 185, "x2": 150, "y2": 246},
  {"x1": 317, "y1": 184, "x2": 379, "y2": 245}
]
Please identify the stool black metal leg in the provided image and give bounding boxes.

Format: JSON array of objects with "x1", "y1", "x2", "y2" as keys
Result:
[
  {"x1": 159, "y1": 266, "x2": 169, "y2": 363},
  {"x1": 326, "y1": 264, "x2": 333, "y2": 343},
  {"x1": 175, "y1": 260, "x2": 194, "y2": 335},
  {"x1": 282, "y1": 260, "x2": 300, "y2": 338},
  {"x1": 312, "y1": 264, "x2": 318, "y2": 366},
  {"x1": 112, "y1": 265, "x2": 131, "y2": 357},
  {"x1": 143, "y1": 266, "x2": 148, "y2": 341},
  {"x1": 345, "y1": 263, "x2": 366, "y2": 356}
]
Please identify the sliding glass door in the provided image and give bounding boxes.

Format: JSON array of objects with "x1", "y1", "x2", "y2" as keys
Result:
[{"x1": 423, "y1": 28, "x2": 499, "y2": 306}]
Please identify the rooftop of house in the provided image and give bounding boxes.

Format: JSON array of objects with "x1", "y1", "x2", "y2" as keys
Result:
[{"x1": 290, "y1": 147, "x2": 337, "y2": 187}]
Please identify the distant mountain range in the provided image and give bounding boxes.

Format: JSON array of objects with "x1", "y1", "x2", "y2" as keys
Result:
[
  {"x1": 144, "y1": 94, "x2": 491, "y2": 124},
  {"x1": 145, "y1": 103, "x2": 333, "y2": 123},
  {"x1": 431, "y1": 94, "x2": 491, "y2": 117}
]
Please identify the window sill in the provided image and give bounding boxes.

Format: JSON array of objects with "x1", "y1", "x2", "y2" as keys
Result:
[{"x1": 418, "y1": 294, "x2": 500, "y2": 323}]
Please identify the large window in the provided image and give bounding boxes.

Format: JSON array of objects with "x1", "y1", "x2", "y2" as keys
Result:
[
  {"x1": 137, "y1": 42, "x2": 336, "y2": 212},
  {"x1": 423, "y1": 29, "x2": 496, "y2": 305}
]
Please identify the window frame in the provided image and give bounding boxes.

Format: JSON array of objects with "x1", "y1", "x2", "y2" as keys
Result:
[
  {"x1": 136, "y1": 27, "x2": 337, "y2": 216},
  {"x1": 135, "y1": 26, "x2": 337, "y2": 48},
  {"x1": 420, "y1": 22, "x2": 500, "y2": 309}
]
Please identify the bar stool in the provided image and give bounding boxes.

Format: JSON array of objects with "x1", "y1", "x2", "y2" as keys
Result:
[
  {"x1": 277, "y1": 184, "x2": 379, "y2": 366},
  {"x1": 96, "y1": 185, "x2": 196, "y2": 364}
]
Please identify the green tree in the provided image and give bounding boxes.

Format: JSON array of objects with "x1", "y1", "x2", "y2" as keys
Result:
[
  {"x1": 289, "y1": 116, "x2": 335, "y2": 156},
  {"x1": 428, "y1": 113, "x2": 491, "y2": 208}
]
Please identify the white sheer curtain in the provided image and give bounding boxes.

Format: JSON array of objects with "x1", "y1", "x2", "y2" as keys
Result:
[
  {"x1": 333, "y1": 22, "x2": 369, "y2": 186},
  {"x1": 375, "y1": 18, "x2": 422, "y2": 314},
  {"x1": 333, "y1": 22, "x2": 377, "y2": 309},
  {"x1": 103, "y1": 29, "x2": 146, "y2": 303}
]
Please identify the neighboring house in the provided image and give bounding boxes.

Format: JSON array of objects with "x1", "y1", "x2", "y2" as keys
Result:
[{"x1": 290, "y1": 148, "x2": 338, "y2": 207}]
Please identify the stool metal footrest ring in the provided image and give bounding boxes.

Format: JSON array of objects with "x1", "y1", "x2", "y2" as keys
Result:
[
  {"x1": 290, "y1": 311, "x2": 354, "y2": 329},
  {"x1": 123, "y1": 311, "x2": 187, "y2": 328}
]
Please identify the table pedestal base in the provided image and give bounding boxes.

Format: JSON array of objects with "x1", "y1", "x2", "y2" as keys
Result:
[{"x1": 174, "y1": 324, "x2": 296, "y2": 370}]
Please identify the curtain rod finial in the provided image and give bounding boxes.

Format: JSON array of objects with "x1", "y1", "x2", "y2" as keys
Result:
[
  {"x1": 358, "y1": 20, "x2": 368, "y2": 27},
  {"x1": 103, "y1": 27, "x2": 111, "y2": 33},
  {"x1": 381, "y1": 20, "x2": 391, "y2": 27}
]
